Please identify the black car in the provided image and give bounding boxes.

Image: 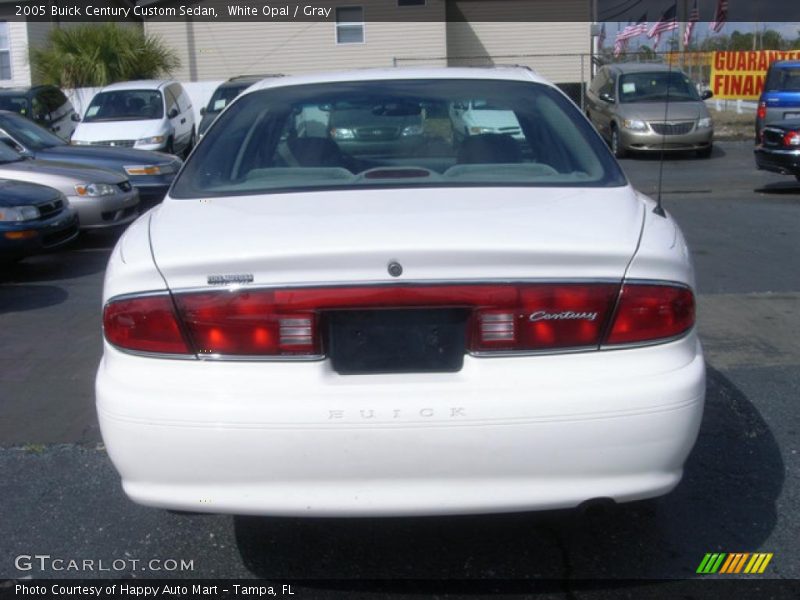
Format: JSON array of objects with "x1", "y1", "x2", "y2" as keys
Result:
[
  {"x1": 199, "y1": 75, "x2": 282, "y2": 138},
  {"x1": 0, "y1": 111, "x2": 181, "y2": 206},
  {"x1": 0, "y1": 178, "x2": 79, "y2": 262},
  {"x1": 754, "y1": 119, "x2": 800, "y2": 181},
  {"x1": 0, "y1": 85, "x2": 79, "y2": 141}
]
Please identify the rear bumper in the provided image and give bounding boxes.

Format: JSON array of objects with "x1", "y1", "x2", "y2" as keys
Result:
[
  {"x1": 754, "y1": 146, "x2": 800, "y2": 175},
  {"x1": 97, "y1": 333, "x2": 706, "y2": 516}
]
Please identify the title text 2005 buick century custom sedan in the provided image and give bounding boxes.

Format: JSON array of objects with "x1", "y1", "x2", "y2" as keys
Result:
[{"x1": 96, "y1": 68, "x2": 705, "y2": 517}]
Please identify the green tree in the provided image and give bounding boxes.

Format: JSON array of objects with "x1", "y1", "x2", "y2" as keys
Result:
[{"x1": 32, "y1": 23, "x2": 180, "y2": 88}]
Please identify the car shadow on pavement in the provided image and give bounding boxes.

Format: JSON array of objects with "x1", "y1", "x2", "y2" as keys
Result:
[
  {"x1": 234, "y1": 366, "x2": 782, "y2": 585},
  {"x1": 622, "y1": 145, "x2": 726, "y2": 162},
  {"x1": 755, "y1": 181, "x2": 800, "y2": 195},
  {"x1": 0, "y1": 284, "x2": 68, "y2": 313}
]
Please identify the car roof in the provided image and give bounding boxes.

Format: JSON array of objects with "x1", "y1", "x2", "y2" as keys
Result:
[
  {"x1": 100, "y1": 80, "x2": 174, "y2": 92},
  {"x1": 607, "y1": 63, "x2": 686, "y2": 75},
  {"x1": 246, "y1": 66, "x2": 548, "y2": 94}
]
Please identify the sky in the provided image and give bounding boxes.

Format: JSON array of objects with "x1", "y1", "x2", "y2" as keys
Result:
[{"x1": 604, "y1": 21, "x2": 800, "y2": 50}]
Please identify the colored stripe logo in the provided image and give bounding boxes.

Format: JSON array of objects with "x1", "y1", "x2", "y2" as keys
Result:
[{"x1": 697, "y1": 553, "x2": 773, "y2": 574}]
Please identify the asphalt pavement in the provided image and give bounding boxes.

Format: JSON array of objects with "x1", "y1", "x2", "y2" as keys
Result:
[{"x1": 1, "y1": 141, "x2": 799, "y2": 591}]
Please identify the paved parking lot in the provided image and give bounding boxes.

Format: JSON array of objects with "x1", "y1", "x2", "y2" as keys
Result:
[{"x1": 1, "y1": 141, "x2": 799, "y2": 588}]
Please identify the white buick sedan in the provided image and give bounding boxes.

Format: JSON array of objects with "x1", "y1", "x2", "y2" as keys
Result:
[{"x1": 96, "y1": 68, "x2": 705, "y2": 517}]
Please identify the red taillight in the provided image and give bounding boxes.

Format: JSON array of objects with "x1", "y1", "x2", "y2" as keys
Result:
[
  {"x1": 470, "y1": 284, "x2": 619, "y2": 352},
  {"x1": 605, "y1": 284, "x2": 695, "y2": 345},
  {"x1": 757, "y1": 101, "x2": 767, "y2": 120},
  {"x1": 103, "y1": 295, "x2": 190, "y2": 354},
  {"x1": 103, "y1": 282, "x2": 695, "y2": 357},
  {"x1": 784, "y1": 131, "x2": 800, "y2": 147}
]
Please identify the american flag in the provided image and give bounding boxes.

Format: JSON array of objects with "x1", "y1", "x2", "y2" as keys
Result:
[
  {"x1": 684, "y1": 0, "x2": 700, "y2": 47},
  {"x1": 648, "y1": 3, "x2": 679, "y2": 49},
  {"x1": 710, "y1": 0, "x2": 729, "y2": 33},
  {"x1": 619, "y1": 13, "x2": 649, "y2": 41}
]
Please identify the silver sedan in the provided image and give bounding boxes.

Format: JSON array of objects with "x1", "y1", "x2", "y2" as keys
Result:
[{"x1": 0, "y1": 144, "x2": 138, "y2": 229}]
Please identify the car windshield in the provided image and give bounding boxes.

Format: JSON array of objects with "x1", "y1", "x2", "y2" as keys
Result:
[
  {"x1": 0, "y1": 112, "x2": 65, "y2": 150},
  {"x1": 206, "y1": 84, "x2": 252, "y2": 114},
  {"x1": 84, "y1": 90, "x2": 163, "y2": 121},
  {"x1": 172, "y1": 79, "x2": 625, "y2": 198},
  {"x1": 619, "y1": 72, "x2": 701, "y2": 103},
  {"x1": 765, "y1": 67, "x2": 800, "y2": 91},
  {"x1": 0, "y1": 95, "x2": 30, "y2": 115}
]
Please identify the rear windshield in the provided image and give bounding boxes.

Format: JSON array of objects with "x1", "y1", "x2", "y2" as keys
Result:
[
  {"x1": 765, "y1": 67, "x2": 800, "y2": 92},
  {"x1": 84, "y1": 90, "x2": 163, "y2": 121},
  {"x1": 619, "y1": 72, "x2": 701, "y2": 103},
  {"x1": 172, "y1": 79, "x2": 625, "y2": 198}
]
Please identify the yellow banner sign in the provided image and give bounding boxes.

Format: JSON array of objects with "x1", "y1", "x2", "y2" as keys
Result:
[{"x1": 711, "y1": 50, "x2": 800, "y2": 100}]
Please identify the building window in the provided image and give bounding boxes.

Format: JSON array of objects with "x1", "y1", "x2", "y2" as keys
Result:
[
  {"x1": 335, "y1": 7, "x2": 364, "y2": 44},
  {"x1": 0, "y1": 22, "x2": 11, "y2": 80},
  {"x1": 398, "y1": 0, "x2": 425, "y2": 5}
]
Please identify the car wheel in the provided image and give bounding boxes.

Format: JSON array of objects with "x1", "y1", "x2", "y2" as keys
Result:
[
  {"x1": 696, "y1": 145, "x2": 713, "y2": 159},
  {"x1": 610, "y1": 125, "x2": 627, "y2": 159}
]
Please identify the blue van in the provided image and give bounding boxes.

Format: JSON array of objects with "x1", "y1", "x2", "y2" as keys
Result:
[{"x1": 756, "y1": 60, "x2": 800, "y2": 140}]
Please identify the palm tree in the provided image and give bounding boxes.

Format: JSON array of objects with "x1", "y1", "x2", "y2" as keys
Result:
[{"x1": 32, "y1": 23, "x2": 180, "y2": 88}]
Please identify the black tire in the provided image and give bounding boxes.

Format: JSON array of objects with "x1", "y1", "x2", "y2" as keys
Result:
[
  {"x1": 610, "y1": 125, "x2": 627, "y2": 159},
  {"x1": 696, "y1": 145, "x2": 713, "y2": 159}
]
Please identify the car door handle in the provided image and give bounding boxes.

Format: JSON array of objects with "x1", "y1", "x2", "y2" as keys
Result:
[{"x1": 180, "y1": 118, "x2": 186, "y2": 124}]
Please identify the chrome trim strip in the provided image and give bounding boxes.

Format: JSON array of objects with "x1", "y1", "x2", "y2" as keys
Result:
[
  {"x1": 196, "y1": 353, "x2": 326, "y2": 362},
  {"x1": 106, "y1": 342, "x2": 197, "y2": 361},
  {"x1": 756, "y1": 148, "x2": 800, "y2": 156}
]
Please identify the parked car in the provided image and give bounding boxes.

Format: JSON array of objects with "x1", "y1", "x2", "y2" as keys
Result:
[
  {"x1": 754, "y1": 118, "x2": 800, "y2": 180},
  {"x1": 755, "y1": 60, "x2": 800, "y2": 141},
  {"x1": 0, "y1": 143, "x2": 138, "y2": 230},
  {"x1": 328, "y1": 100, "x2": 425, "y2": 156},
  {"x1": 586, "y1": 63, "x2": 714, "y2": 158},
  {"x1": 0, "y1": 85, "x2": 79, "y2": 141},
  {"x1": 98, "y1": 67, "x2": 704, "y2": 517},
  {"x1": 449, "y1": 98, "x2": 524, "y2": 141},
  {"x1": 0, "y1": 111, "x2": 181, "y2": 206},
  {"x1": 0, "y1": 178, "x2": 78, "y2": 262},
  {"x1": 71, "y1": 80, "x2": 195, "y2": 157},
  {"x1": 198, "y1": 75, "x2": 280, "y2": 139}
]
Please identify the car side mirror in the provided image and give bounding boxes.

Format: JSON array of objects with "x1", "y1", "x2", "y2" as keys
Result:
[
  {"x1": 35, "y1": 113, "x2": 50, "y2": 122},
  {"x1": 168, "y1": 108, "x2": 179, "y2": 119},
  {"x1": 71, "y1": 113, "x2": 81, "y2": 122},
  {"x1": 200, "y1": 106, "x2": 206, "y2": 116},
  {"x1": 599, "y1": 92, "x2": 615, "y2": 103},
  {"x1": 701, "y1": 90, "x2": 713, "y2": 100}
]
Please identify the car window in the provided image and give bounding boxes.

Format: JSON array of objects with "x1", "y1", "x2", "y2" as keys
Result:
[
  {"x1": 206, "y1": 84, "x2": 251, "y2": 113},
  {"x1": 85, "y1": 90, "x2": 164, "y2": 121},
  {"x1": 175, "y1": 85, "x2": 191, "y2": 110},
  {"x1": 765, "y1": 67, "x2": 800, "y2": 92},
  {"x1": 172, "y1": 79, "x2": 626, "y2": 199},
  {"x1": 41, "y1": 88, "x2": 65, "y2": 113},
  {"x1": 618, "y1": 72, "x2": 700, "y2": 103},
  {"x1": 0, "y1": 95, "x2": 29, "y2": 115},
  {"x1": 165, "y1": 88, "x2": 180, "y2": 116}
]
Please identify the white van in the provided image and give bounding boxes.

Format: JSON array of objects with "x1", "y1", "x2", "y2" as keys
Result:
[{"x1": 71, "y1": 80, "x2": 195, "y2": 156}]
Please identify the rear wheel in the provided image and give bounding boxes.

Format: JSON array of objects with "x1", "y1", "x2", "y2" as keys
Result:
[{"x1": 610, "y1": 125, "x2": 627, "y2": 159}]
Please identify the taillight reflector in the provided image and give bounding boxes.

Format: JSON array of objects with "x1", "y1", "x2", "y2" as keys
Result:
[
  {"x1": 103, "y1": 295, "x2": 190, "y2": 354},
  {"x1": 757, "y1": 101, "x2": 767, "y2": 120}
]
